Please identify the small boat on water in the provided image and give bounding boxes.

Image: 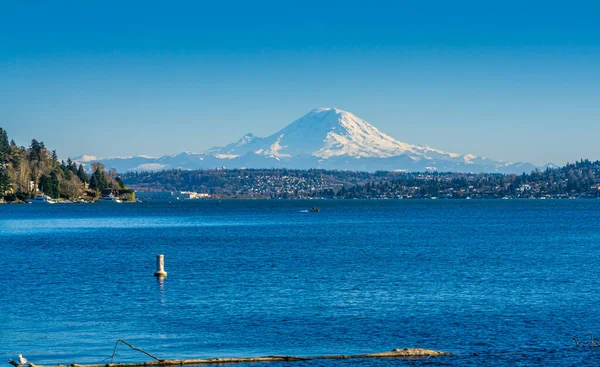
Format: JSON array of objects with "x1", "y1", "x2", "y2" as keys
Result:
[
  {"x1": 96, "y1": 194, "x2": 123, "y2": 204},
  {"x1": 28, "y1": 194, "x2": 56, "y2": 204},
  {"x1": 309, "y1": 207, "x2": 320, "y2": 212}
]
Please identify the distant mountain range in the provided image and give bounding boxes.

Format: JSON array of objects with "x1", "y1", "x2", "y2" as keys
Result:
[{"x1": 76, "y1": 108, "x2": 547, "y2": 173}]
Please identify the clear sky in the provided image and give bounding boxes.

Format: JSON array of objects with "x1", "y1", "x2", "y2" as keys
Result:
[{"x1": 1, "y1": 1, "x2": 599, "y2": 165}]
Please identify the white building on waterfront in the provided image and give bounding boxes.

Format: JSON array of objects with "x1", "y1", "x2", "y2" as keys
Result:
[{"x1": 136, "y1": 191, "x2": 210, "y2": 202}]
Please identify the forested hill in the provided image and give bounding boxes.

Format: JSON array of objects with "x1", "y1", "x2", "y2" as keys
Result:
[
  {"x1": 0, "y1": 128, "x2": 133, "y2": 202},
  {"x1": 122, "y1": 160, "x2": 600, "y2": 199}
]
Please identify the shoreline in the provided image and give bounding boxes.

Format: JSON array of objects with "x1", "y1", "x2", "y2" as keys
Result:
[{"x1": 2, "y1": 196, "x2": 600, "y2": 204}]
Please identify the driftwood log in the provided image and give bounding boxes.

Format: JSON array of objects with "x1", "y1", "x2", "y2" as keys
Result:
[{"x1": 14, "y1": 345, "x2": 451, "y2": 367}]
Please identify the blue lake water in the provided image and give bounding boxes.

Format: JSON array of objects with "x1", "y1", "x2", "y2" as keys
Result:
[{"x1": 2, "y1": 200, "x2": 600, "y2": 366}]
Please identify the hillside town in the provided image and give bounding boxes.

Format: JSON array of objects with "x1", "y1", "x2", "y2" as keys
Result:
[{"x1": 122, "y1": 160, "x2": 600, "y2": 200}]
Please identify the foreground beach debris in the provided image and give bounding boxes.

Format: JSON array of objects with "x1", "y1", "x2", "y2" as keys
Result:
[
  {"x1": 8, "y1": 339, "x2": 451, "y2": 367},
  {"x1": 8, "y1": 355, "x2": 28, "y2": 367},
  {"x1": 573, "y1": 332, "x2": 600, "y2": 347}
]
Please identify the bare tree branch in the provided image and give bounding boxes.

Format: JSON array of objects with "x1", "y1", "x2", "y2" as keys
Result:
[{"x1": 110, "y1": 339, "x2": 163, "y2": 364}]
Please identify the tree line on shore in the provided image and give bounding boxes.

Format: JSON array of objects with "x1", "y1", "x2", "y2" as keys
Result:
[
  {"x1": 0, "y1": 128, "x2": 133, "y2": 202},
  {"x1": 330, "y1": 160, "x2": 598, "y2": 199},
  {"x1": 122, "y1": 160, "x2": 600, "y2": 199}
]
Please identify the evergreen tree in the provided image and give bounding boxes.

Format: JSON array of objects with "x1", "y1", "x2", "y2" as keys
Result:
[
  {"x1": 67, "y1": 158, "x2": 78, "y2": 174},
  {"x1": 0, "y1": 128, "x2": 9, "y2": 162},
  {"x1": 0, "y1": 165, "x2": 10, "y2": 195},
  {"x1": 63, "y1": 165, "x2": 73, "y2": 180},
  {"x1": 10, "y1": 147, "x2": 21, "y2": 168},
  {"x1": 29, "y1": 139, "x2": 45, "y2": 161},
  {"x1": 89, "y1": 173, "x2": 99, "y2": 191},
  {"x1": 99, "y1": 170, "x2": 108, "y2": 189},
  {"x1": 115, "y1": 176, "x2": 126, "y2": 189},
  {"x1": 89, "y1": 167, "x2": 107, "y2": 190},
  {"x1": 49, "y1": 170, "x2": 60, "y2": 198},
  {"x1": 77, "y1": 164, "x2": 89, "y2": 183},
  {"x1": 38, "y1": 174, "x2": 51, "y2": 194},
  {"x1": 39, "y1": 171, "x2": 61, "y2": 198}
]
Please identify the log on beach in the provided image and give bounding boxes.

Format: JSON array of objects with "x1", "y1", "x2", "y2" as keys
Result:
[{"x1": 21, "y1": 348, "x2": 451, "y2": 367}]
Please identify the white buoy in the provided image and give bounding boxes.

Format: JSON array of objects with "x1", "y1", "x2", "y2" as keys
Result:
[{"x1": 154, "y1": 254, "x2": 167, "y2": 277}]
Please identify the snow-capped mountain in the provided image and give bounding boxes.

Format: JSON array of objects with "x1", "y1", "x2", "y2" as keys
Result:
[{"x1": 76, "y1": 108, "x2": 539, "y2": 173}]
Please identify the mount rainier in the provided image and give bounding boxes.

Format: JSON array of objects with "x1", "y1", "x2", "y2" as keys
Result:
[{"x1": 77, "y1": 108, "x2": 539, "y2": 174}]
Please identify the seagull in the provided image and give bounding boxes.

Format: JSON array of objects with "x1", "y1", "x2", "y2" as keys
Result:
[{"x1": 18, "y1": 355, "x2": 28, "y2": 365}]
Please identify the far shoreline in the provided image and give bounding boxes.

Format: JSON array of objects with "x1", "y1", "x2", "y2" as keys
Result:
[{"x1": 3, "y1": 196, "x2": 600, "y2": 205}]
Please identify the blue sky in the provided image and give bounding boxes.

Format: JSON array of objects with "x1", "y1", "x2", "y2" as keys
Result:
[{"x1": 1, "y1": 1, "x2": 599, "y2": 165}]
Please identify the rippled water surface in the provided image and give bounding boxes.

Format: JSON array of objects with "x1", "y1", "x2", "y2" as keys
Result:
[{"x1": 2, "y1": 200, "x2": 600, "y2": 366}]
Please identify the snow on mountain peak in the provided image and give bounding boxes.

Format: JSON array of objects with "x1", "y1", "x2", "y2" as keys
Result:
[
  {"x1": 310, "y1": 107, "x2": 343, "y2": 114},
  {"x1": 74, "y1": 154, "x2": 98, "y2": 162},
  {"x1": 275, "y1": 107, "x2": 426, "y2": 159},
  {"x1": 235, "y1": 133, "x2": 258, "y2": 147},
  {"x1": 206, "y1": 132, "x2": 263, "y2": 156},
  {"x1": 77, "y1": 107, "x2": 538, "y2": 174},
  {"x1": 205, "y1": 107, "x2": 464, "y2": 160}
]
